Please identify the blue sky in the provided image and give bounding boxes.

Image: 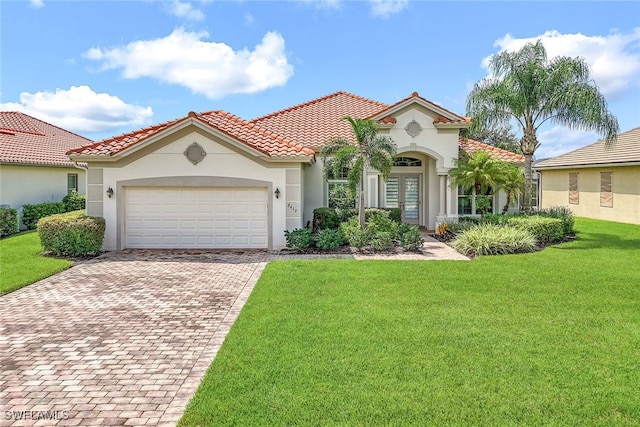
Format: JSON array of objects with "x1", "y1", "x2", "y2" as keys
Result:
[{"x1": 2, "y1": 0, "x2": 639, "y2": 158}]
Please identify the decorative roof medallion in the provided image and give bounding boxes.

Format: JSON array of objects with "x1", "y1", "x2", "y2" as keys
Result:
[
  {"x1": 405, "y1": 120, "x2": 422, "y2": 138},
  {"x1": 184, "y1": 142, "x2": 206, "y2": 165}
]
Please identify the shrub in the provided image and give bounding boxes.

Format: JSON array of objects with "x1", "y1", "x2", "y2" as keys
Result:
[
  {"x1": 62, "y1": 191, "x2": 86, "y2": 212},
  {"x1": 379, "y1": 208, "x2": 402, "y2": 224},
  {"x1": 0, "y1": 208, "x2": 19, "y2": 237},
  {"x1": 507, "y1": 216, "x2": 563, "y2": 245},
  {"x1": 284, "y1": 228, "x2": 314, "y2": 251},
  {"x1": 328, "y1": 185, "x2": 356, "y2": 210},
  {"x1": 348, "y1": 227, "x2": 371, "y2": 251},
  {"x1": 370, "y1": 231, "x2": 394, "y2": 251},
  {"x1": 38, "y1": 210, "x2": 105, "y2": 256},
  {"x1": 366, "y1": 214, "x2": 398, "y2": 237},
  {"x1": 22, "y1": 202, "x2": 65, "y2": 230},
  {"x1": 312, "y1": 208, "x2": 340, "y2": 232},
  {"x1": 481, "y1": 213, "x2": 512, "y2": 225},
  {"x1": 339, "y1": 217, "x2": 361, "y2": 243},
  {"x1": 435, "y1": 221, "x2": 475, "y2": 242},
  {"x1": 397, "y1": 223, "x2": 424, "y2": 251},
  {"x1": 315, "y1": 229, "x2": 344, "y2": 251},
  {"x1": 539, "y1": 205, "x2": 575, "y2": 235},
  {"x1": 451, "y1": 223, "x2": 536, "y2": 257}
]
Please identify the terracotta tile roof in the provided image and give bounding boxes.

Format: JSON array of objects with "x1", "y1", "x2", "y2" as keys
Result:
[
  {"x1": 379, "y1": 116, "x2": 397, "y2": 124},
  {"x1": 459, "y1": 137, "x2": 525, "y2": 163},
  {"x1": 67, "y1": 111, "x2": 314, "y2": 159},
  {"x1": 250, "y1": 91, "x2": 389, "y2": 152},
  {"x1": 0, "y1": 112, "x2": 93, "y2": 167},
  {"x1": 535, "y1": 127, "x2": 640, "y2": 169},
  {"x1": 369, "y1": 91, "x2": 471, "y2": 125}
]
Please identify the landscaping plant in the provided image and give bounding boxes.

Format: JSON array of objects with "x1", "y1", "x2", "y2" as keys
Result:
[
  {"x1": 315, "y1": 229, "x2": 344, "y2": 251},
  {"x1": 38, "y1": 210, "x2": 105, "y2": 257},
  {"x1": 0, "y1": 207, "x2": 19, "y2": 237},
  {"x1": 284, "y1": 228, "x2": 314, "y2": 251},
  {"x1": 451, "y1": 223, "x2": 536, "y2": 256}
]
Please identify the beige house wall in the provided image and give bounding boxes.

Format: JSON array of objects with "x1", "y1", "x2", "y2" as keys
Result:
[{"x1": 540, "y1": 165, "x2": 640, "y2": 224}]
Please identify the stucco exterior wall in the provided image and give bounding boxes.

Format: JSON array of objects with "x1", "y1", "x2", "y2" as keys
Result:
[
  {"x1": 302, "y1": 160, "x2": 325, "y2": 227},
  {"x1": 95, "y1": 128, "x2": 298, "y2": 250},
  {"x1": 0, "y1": 164, "x2": 86, "y2": 225},
  {"x1": 540, "y1": 166, "x2": 640, "y2": 224}
]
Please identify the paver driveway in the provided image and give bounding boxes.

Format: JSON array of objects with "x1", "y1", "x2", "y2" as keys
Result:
[{"x1": 0, "y1": 250, "x2": 272, "y2": 427}]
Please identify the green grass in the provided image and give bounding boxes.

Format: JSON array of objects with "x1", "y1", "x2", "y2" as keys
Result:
[
  {"x1": 0, "y1": 230, "x2": 74, "y2": 295},
  {"x1": 180, "y1": 218, "x2": 640, "y2": 426}
]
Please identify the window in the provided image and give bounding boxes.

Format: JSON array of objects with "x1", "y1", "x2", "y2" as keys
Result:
[
  {"x1": 393, "y1": 157, "x2": 422, "y2": 167},
  {"x1": 569, "y1": 173, "x2": 579, "y2": 205},
  {"x1": 458, "y1": 186, "x2": 494, "y2": 215},
  {"x1": 326, "y1": 167, "x2": 355, "y2": 209},
  {"x1": 600, "y1": 172, "x2": 613, "y2": 207},
  {"x1": 67, "y1": 174, "x2": 78, "y2": 195}
]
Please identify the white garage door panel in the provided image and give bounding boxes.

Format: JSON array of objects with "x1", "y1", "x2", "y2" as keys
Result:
[{"x1": 125, "y1": 187, "x2": 268, "y2": 248}]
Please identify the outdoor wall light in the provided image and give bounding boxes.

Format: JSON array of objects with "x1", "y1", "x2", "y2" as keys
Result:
[
  {"x1": 274, "y1": 188, "x2": 280, "y2": 199},
  {"x1": 106, "y1": 187, "x2": 114, "y2": 198}
]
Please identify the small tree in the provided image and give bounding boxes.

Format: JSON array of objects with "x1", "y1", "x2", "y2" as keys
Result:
[
  {"x1": 320, "y1": 116, "x2": 397, "y2": 227},
  {"x1": 496, "y1": 163, "x2": 525, "y2": 214},
  {"x1": 449, "y1": 150, "x2": 504, "y2": 211}
]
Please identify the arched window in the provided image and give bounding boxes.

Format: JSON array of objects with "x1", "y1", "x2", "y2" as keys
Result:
[{"x1": 393, "y1": 157, "x2": 422, "y2": 167}]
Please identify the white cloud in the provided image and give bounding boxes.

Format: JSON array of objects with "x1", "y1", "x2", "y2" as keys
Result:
[
  {"x1": 84, "y1": 28, "x2": 294, "y2": 99},
  {"x1": 0, "y1": 85, "x2": 153, "y2": 134},
  {"x1": 165, "y1": 0, "x2": 205, "y2": 21},
  {"x1": 535, "y1": 126, "x2": 599, "y2": 159},
  {"x1": 484, "y1": 29, "x2": 640, "y2": 99},
  {"x1": 29, "y1": 0, "x2": 44, "y2": 8},
  {"x1": 370, "y1": 0, "x2": 408, "y2": 18}
]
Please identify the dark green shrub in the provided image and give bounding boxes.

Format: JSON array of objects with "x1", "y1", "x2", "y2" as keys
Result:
[
  {"x1": 364, "y1": 208, "x2": 390, "y2": 220},
  {"x1": 366, "y1": 214, "x2": 398, "y2": 237},
  {"x1": 397, "y1": 224, "x2": 424, "y2": 251},
  {"x1": 459, "y1": 215, "x2": 482, "y2": 224},
  {"x1": 22, "y1": 202, "x2": 65, "y2": 230},
  {"x1": 451, "y1": 224, "x2": 536, "y2": 256},
  {"x1": 378, "y1": 208, "x2": 401, "y2": 223},
  {"x1": 284, "y1": 228, "x2": 314, "y2": 251},
  {"x1": 328, "y1": 185, "x2": 356, "y2": 210},
  {"x1": 0, "y1": 208, "x2": 19, "y2": 237},
  {"x1": 507, "y1": 216, "x2": 563, "y2": 245},
  {"x1": 62, "y1": 191, "x2": 86, "y2": 212},
  {"x1": 539, "y1": 205, "x2": 575, "y2": 235},
  {"x1": 337, "y1": 208, "x2": 358, "y2": 223},
  {"x1": 481, "y1": 213, "x2": 512, "y2": 225},
  {"x1": 313, "y1": 208, "x2": 340, "y2": 232},
  {"x1": 370, "y1": 231, "x2": 394, "y2": 251},
  {"x1": 315, "y1": 229, "x2": 344, "y2": 250},
  {"x1": 38, "y1": 210, "x2": 105, "y2": 256}
]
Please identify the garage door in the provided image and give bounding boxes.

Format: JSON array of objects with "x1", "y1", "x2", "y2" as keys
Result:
[{"x1": 125, "y1": 187, "x2": 268, "y2": 248}]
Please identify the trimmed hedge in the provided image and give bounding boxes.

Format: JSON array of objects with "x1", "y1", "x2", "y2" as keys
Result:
[
  {"x1": 62, "y1": 191, "x2": 86, "y2": 212},
  {"x1": 22, "y1": 202, "x2": 65, "y2": 230},
  {"x1": 539, "y1": 205, "x2": 575, "y2": 235},
  {"x1": 38, "y1": 210, "x2": 105, "y2": 256},
  {"x1": 507, "y1": 216, "x2": 564, "y2": 245},
  {"x1": 0, "y1": 208, "x2": 19, "y2": 237}
]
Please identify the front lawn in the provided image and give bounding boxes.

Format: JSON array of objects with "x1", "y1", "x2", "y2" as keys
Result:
[
  {"x1": 180, "y1": 218, "x2": 640, "y2": 426},
  {"x1": 0, "y1": 231, "x2": 74, "y2": 295}
]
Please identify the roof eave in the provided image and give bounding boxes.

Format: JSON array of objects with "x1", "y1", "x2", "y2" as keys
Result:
[
  {"x1": 434, "y1": 121, "x2": 471, "y2": 129},
  {"x1": 536, "y1": 161, "x2": 640, "y2": 170}
]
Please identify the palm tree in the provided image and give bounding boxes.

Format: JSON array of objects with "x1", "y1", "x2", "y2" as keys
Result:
[
  {"x1": 496, "y1": 163, "x2": 525, "y2": 214},
  {"x1": 449, "y1": 150, "x2": 504, "y2": 215},
  {"x1": 467, "y1": 40, "x2": 618, "y2": 211},
  {"x1": 320, "y1": 116, "x2": 397, "y2": 227}
]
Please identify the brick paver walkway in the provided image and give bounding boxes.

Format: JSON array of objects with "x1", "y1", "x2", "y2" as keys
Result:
[{"x1": 1, "y1": 240, "x2": 466, "y2": 426}]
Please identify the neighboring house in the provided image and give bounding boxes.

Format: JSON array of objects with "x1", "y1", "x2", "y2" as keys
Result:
[
  {"x1": 535, "y1": 126, "x2": 640, "y2": 224},
  {"x1": 67, "y1": 91, "x2": 523, "y2": 251},
  {"x1": 0, "y1": 112, "x2": 91, "y2": 225}
]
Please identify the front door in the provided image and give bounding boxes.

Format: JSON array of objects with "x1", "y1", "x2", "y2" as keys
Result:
[{"x1": 385, "y1": 175, "x2": 420, "y2": 224}]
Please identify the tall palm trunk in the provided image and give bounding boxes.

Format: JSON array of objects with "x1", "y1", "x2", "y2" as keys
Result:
[
  {"x1": 521, "y1": 125, "x2": 538, "y2": 212},
  {"x1": 359, "y1": 171, "x2": 366, "y2": 228}
]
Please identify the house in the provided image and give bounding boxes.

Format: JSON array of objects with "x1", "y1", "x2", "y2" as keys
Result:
[
  {"x1": 535, "y1": 126, "x2": 640, "y2": 224},
  {"x1": 66, "y1": 91, "x2": 524, "y2": 251},
  {"x1": 0, "y1": 112, "x2": 91, "y2": 225}
]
